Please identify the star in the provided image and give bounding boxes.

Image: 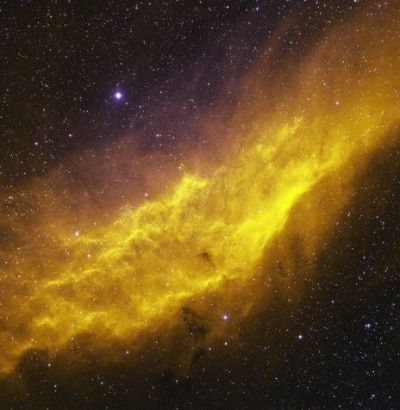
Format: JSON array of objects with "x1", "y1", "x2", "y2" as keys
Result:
[{"x1": 114, "y1": 91, "x2": 123, "y2": 100}]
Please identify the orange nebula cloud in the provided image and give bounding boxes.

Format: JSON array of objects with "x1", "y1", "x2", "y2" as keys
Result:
[{"x1": 0, "y1": 1, "x2": 399, "y2": 374}]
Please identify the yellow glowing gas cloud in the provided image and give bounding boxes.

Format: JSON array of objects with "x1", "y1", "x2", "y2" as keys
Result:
[{"x1": 0, "y1": 3, "x2": 399, "y2": 373}]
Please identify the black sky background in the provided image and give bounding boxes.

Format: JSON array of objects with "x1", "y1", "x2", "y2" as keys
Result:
[{"x1": 1, "y1": 0, "x2": 362, "y2": 186}]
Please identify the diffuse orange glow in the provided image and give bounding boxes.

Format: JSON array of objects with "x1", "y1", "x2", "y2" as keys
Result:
[{"x1": 0, "y1": 2, "x2": 399, "y2": 374}]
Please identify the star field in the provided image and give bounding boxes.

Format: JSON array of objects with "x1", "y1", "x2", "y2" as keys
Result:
[{"x1": 1, "y1": 1, "x2": 399, "y2": 409}]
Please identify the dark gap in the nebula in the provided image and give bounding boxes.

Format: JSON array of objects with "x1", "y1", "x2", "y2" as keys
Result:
[
  {"x1": 199, "y1": 251, "x2": 215, "y2": 268},
  {"x1": 181, "y1": 307, "x2": 208, "y2": 338}
]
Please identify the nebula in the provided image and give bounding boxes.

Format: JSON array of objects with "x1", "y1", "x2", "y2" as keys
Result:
[{"x1": 0, "y1": 1, "x2": 399, "y2": 390}]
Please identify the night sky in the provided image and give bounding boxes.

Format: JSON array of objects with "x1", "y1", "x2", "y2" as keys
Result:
[{"x1": 1, "y1": 1, "x2": 400, "y2": 409}]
